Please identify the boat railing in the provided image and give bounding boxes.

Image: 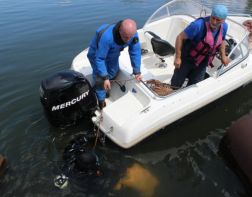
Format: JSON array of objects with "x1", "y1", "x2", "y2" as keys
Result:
[
  {"x1": 215, "y1": 16, "x2": 250, "y2": 77},
  {"x1": 228, "y1": 13, "x2": 251, "y2": 17},
  {"x1": 216, "y1": 31, "x2": 250, "y2": 77}
]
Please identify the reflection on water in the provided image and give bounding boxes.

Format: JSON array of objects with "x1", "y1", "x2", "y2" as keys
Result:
[
  {"x1": 127, "y1": 129, "x2": 245, "y2": 196},
  {"x1": 114, "y1": 163, "x2": 159, "y2": 197},
  {"x1": 1, "y1": 0, "x2": 252, "y2": 196}
]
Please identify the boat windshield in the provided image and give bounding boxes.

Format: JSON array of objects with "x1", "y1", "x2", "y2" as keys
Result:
[{"x1": 144, "y1": 0, "x2": 211, "y2": 28}]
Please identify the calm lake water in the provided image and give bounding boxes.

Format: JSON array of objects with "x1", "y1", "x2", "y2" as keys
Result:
[{"x1": 1, "y1": 0, "x2": 252, "y2": 196}]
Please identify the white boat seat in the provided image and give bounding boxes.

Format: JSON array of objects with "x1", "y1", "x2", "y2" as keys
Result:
[{"x1": 144, "y1": 31, "x2": 175, "y2": 68}]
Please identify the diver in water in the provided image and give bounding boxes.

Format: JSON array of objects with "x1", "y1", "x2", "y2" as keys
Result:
[
  {"x1": 54, "y1": 134, "x2": 101, "y2": 189},
  {"x1": 55, "y1": 134, "x2": 160, "y2": 197}
]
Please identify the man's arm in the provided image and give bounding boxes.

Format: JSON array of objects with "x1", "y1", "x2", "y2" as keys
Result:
[
  {"x1": 219, "y1": 41, "x2": 229, "y2": 66},
  {"x1": 95, "y1": 35, "x2": 111, "y2": 90},
  {"x1": 220, "y1": 22, "x2": 229, "y2": 66},
  {"x1": 174, "y1": 31, "x2": 188, "y2": 69},
  {"x1": 95, "y1": 42, "x2": 110, "y2": 77},
  {"x1": 128, "y1": 33, "x2": 142, "y2": 81}
]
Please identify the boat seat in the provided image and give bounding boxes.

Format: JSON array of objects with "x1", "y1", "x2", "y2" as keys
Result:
[{"x1": 144, "y1": 31, "x2": 175, "y2": 68}]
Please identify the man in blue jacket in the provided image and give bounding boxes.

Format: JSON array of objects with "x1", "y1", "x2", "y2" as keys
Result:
[
  {"x1": 171, "y1": 5, "x2": 229, "y2": 88},
  {"x1": 87, "y1": 19, "x2": 142, "y2": 109}
]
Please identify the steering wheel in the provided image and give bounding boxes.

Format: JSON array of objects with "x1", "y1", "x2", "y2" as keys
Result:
[{"x1": 216, "y1": 38, "x2": 236, "y2": 60}]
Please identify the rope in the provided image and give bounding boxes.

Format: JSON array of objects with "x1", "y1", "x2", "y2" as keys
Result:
[
  {"x1": 93, "y1": 103, "x2": 105, "y2": 149},
  {"x1": 143, "y1": 79, "x2": 181, "y2": 90},
  {"x1": 145, "y1": 79, "x2": 174, "y2": 96}
]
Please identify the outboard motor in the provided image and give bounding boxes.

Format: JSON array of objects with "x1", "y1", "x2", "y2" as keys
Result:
[{"x1": 40, "y1": 70, "x2": 97, "y2": 127}]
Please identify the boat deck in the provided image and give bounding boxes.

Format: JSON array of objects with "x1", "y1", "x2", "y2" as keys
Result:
[{"x1": 141, "y1": 52, "x2": 175, "y2": 84}]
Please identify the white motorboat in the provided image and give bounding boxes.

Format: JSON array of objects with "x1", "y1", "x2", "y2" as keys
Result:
[{"x1": 71, "y1": 0, "x2": 252, "y2": 148}]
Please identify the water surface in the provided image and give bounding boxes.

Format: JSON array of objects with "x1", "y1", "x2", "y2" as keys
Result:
[{"x1": 1, "y1": 0, "x2": 252, "y2": 196}]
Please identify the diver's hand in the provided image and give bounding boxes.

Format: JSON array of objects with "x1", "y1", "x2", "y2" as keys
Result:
[
  {"x1": 174, "y1": 57, "x2": 182, "y2": 69},
  {"x1": 104, "y1": 79, "x2": 111, "y2": 91},
  {"x1": 135, "y1": 74, "x2": 142, "y2": 81}
]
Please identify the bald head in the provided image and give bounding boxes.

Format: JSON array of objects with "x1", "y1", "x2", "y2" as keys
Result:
[{"x1": 119, "y1": 19, "x2": 137, "y2": 43}]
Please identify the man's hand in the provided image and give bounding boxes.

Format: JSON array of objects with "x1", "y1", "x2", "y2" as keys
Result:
[
  {"x1": 221, "y1": 55, "x2": 229, "y2": 66},
  {"x1": 135, "y1": 74, "x2": 142, "y2": 81},
  {"x1": 174, "y1": 57, "x2": 182, "y2": 69},
  {"x1": 220, "y1": 42, "x2": 230, "y2": 66},
  {"x1": 104, "y1": 79, "x2": 111, "y2": 91},
  {"x1": 173, "y1": 32, "x2": 187, "y2": 69}
]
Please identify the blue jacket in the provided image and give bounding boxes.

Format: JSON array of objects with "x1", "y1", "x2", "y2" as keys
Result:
[{"x1": 87, "y1": 22, "x2": 141, "y2": 79}]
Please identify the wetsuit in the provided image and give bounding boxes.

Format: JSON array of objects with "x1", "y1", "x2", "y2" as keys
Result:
[{"x1": 87, "y1": 21, "x2": 141, "y2": 102}]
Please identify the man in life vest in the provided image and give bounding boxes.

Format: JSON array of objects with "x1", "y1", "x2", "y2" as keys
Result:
[
  {"x1": 171, "y1": 5, "x2": 229, "y2": 88},
  {"x1": 87, "y1": 19, "x2": 142, "y2": 109}
]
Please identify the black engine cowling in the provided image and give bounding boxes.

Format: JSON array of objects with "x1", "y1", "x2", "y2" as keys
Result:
[{"x1": 40, "y1": 70, "x2": 97, "y2": 127}]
